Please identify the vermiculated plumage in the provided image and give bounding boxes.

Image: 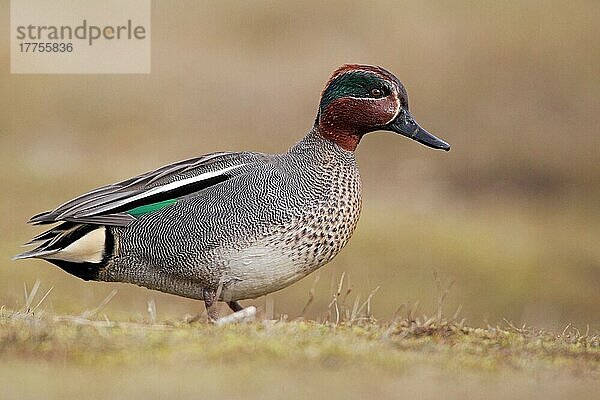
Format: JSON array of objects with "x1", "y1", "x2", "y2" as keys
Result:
[{"x1": 19, "y1": 131, "x2": 362, "y2": 301}]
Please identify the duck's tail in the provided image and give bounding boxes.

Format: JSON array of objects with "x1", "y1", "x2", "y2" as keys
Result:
[{"x1": 14, "y1": 223, "x2": 113, "y2": 281}]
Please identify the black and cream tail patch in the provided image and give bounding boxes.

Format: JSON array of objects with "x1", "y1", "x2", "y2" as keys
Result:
[
  {"x1": 14, "y1": 224, "x2": 113, "y2": 281},
  {"x1": 42, "y1": 227, "x2": 106, "y2": 263}
]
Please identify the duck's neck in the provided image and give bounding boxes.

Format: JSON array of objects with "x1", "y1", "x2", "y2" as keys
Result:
[
  {"x1": 312, "y1": 105, "x2": 366, "y2": 151},
  {"x1": 316, "y1": 125, "x2": 361, "y2": 152},
  {"x1": 289, "y1": 129, "x2": 357, "y2": 162}
]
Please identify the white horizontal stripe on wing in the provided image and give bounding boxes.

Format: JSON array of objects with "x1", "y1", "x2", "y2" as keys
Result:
[{"x1": 74, "y1": 163, "x2": 247, "y2": 217}]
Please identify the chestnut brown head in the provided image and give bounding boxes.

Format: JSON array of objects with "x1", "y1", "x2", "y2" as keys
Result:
[{"x1": 315, "y1": 64, "x2": 450, "y2": 152}]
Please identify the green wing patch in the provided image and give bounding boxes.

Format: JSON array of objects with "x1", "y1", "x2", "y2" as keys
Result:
[{"x1": 127, "y1": 199, "x2": 177, "y2": 217}]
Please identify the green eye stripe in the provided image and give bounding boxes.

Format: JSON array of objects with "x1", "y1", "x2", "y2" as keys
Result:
[{"x1": 320, "y1": 71, "x2": 388, "y2": 110}]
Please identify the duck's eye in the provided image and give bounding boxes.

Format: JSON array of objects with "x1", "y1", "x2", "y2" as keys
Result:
[{"x1": 370, "y1": 88, "x2": 384, "y2": 98}]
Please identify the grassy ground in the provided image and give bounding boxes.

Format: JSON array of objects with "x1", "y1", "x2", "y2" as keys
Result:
[{"x1": 1, "y1": 291, "x2": 598, "y2": 400}]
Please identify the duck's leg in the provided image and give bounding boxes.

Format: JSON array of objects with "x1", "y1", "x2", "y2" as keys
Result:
[
  {"x1": 203, "y1": 288, "x2": 219, "y2": 321},
  {"x1": 227, "y1": 301, "x2": 243, "y2": 312}
]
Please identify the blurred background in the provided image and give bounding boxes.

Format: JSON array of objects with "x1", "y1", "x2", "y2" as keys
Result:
[{"x1": 1, "y1": 0, "x2": 598, "y2": 329}]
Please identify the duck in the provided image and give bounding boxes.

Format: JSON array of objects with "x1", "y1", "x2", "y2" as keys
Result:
[{"x1": 15, "y1": 64, "x2": 450, "y2": 320}]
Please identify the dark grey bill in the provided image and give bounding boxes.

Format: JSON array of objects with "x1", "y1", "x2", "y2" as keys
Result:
[{"x1": 385, "y1": 109, "x2": 450, "y2": 151}]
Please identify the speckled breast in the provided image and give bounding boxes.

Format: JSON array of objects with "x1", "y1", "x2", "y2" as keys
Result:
[{"x1": 220, "y1": 162, "x2": 363, "y2": 301}]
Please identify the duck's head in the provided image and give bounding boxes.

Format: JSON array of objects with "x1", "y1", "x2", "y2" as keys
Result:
[{"x1": 315, "y1": 64, "x2": 450, "y2": 152}]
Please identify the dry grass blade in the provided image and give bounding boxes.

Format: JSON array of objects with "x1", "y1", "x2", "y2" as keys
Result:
[
  {"x1": 23, "y1": 280, "x2": 40, "y2": 312},
  {"x1": 327, "y1": 272, "x2": 346, "y2": 325},
  {"x1": 147, "y1": 298, "x2": 157, "y2": 324},
  {"x1": 80, "y1": 289, "x2": 118, "y2": 320},
  {"x1": 434, "y1": 271, "x2": 454, "y2": 322},
  {"x1": 31, "y1": 286, "x2": 53, "y2": 314},
  {"x1": 19, "y1": 280, "x2": 53, "y2": 317},
  {"x1": 265, "y1": 296, "x2": 274, "y2": 320},
  {"x1": 350, "y1": 286, "x2": 380, "y2": 324},
  {"x1": 349, "y1": 295, "x2": 360, "y2": 323},
  {"x1": 299, "y1": 274, "x2": 320, "y2": 318},
  {"x1": 323, "y1": 272, "x2": 381, "y2": 326}
]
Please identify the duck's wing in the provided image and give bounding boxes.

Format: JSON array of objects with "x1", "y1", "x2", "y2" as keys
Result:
[{"x1": 28, "y1": 151, "x2": 262, "y2": 227}]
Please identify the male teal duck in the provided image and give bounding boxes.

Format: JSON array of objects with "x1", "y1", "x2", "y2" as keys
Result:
[{"x1": 16, "y1": 64, "x2": 450, "y2": 319}]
